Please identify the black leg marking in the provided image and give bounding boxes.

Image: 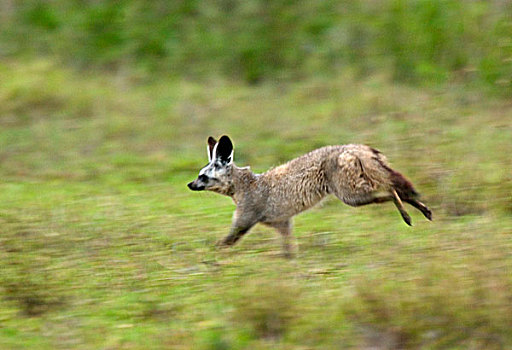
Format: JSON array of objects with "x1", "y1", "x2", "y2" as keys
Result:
[
  {"x1": 218, "y1": 226, "x2": 251, "y2": 247},
  {"x1": 405, "y1": 199, "x2": 432, "y2": 221}
]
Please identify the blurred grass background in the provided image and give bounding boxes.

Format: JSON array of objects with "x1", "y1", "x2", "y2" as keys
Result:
[
  {"x1": 2, "y1": 0, "x2": 512, "y2": 91},
  {"x1": 0, "y1": 1, "x2": 511, "y2": 349}
]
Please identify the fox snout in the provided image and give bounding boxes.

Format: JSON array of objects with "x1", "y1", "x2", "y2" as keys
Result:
[{"x1": 187, "y1": 180, "x2": 205, "y2": 191}]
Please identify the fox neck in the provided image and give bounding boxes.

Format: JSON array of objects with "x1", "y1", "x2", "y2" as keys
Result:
[{"x1": 228, "y1": 165, "x2": 257, "y2": 202}]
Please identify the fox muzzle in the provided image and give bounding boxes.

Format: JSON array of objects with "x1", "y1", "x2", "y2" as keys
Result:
[{"x1": 187, "y1": 181, "x2": 205, "y2": 191}]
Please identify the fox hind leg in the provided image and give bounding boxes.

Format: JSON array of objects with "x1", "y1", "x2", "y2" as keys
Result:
[
  {"x1": 267, "y1": 220, "x2": 296, "y2": 259},
  {"x1": 405, "y1": 198, "x2": 432, "y2": 221},
  {"x1": 391, "y1": 189, "x2": 412, "y2": 226}
]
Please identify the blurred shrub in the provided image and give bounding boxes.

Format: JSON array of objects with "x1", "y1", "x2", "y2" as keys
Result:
[
  {"x1": 0, "y1": 216, "x2": 66, "y2": 316},
  {"x1": 344, "y1": 256, "x2": 512, "y2": 349},
  {"x1": 1, "y1": 260, "x2": 66, "y2": 317},
  {"x1": 230, "y1": 277, "x2": 301, "y2": 340},
  {"x1": 1, "y1": 0, "x2": 510, "y2": 92}
]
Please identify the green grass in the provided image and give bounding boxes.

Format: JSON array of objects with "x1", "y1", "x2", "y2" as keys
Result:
[{"x1": 0, "y1": 59, "x2": 511, "y2": 349}]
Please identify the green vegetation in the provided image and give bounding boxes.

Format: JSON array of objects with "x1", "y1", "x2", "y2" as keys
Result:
[
  {"x1": 1, "y1": 1, "x2": 512, "y2": 348},
  {"x1": 2, "y1": 0, "x2": 511, "y2": 92},
  {"x1": 0, "y1": 59, "x2": 511, "y2": 349}
]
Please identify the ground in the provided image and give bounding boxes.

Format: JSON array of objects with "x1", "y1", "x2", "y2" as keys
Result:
[{"x1": 0, "y1": 60, "x2": 511, "y2": 349}]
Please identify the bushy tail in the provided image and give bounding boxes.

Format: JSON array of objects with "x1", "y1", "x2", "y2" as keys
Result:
[
  {"x1": 389, "y1": 170, "x2": 418, "y2": 199},
  {"x1": 373, "y1": 155, "x2": 418, "y2": 199},
  {"x1": 388, "y1": 168, "x2": 432, "y2": 221},
  {"x1": 374, "y1": 156, "x2": 432, "y2": 223}
]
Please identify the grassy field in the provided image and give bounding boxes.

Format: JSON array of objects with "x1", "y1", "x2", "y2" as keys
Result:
[{"x1": 0, "y1": 59, "x2": 511, "y2": 349}]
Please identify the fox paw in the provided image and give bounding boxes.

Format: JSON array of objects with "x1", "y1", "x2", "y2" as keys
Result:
[{"x1": 215, "y1": 238, "x2": 235, "y2": 248}]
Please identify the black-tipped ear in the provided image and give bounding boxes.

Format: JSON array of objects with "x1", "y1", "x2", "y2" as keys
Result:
[
  {"x1": 207, "y1": 136, "x2": 217, "y2": 162},
  {"x1": 215, "y1": 135, "x2": 233, "y2": 164}
]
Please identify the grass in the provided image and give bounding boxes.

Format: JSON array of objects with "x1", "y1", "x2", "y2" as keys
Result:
[
  {"x1": 0, "y1": 59, "x2": 511, "y2": 349},
  {"x1": 3, "y1": 0, "x2": 511, "y2": 92}
]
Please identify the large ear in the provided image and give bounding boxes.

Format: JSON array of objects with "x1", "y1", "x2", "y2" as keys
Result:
[
  {"x1": 207, "y1": 136, "x2": 217, "y2": 162},
  {"x1": 213, "y1": 135, "x2": 233, "y2": 165}
]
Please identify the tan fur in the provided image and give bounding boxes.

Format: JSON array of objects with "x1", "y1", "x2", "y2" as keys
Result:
[
  {"x1": 188, "y1": 137, "x2": 432, "y2": 257},
  {"x1": 230, "y1": 146, "x2": 393, "y2": 222}
]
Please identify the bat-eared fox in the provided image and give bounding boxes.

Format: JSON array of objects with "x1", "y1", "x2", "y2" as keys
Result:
[{"x1": 188, "y1": 135, "x2": 432, "y2": 257}]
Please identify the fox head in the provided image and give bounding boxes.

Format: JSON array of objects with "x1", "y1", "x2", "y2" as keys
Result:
[{"x1": 187, "y1": 135, "x2": 234, "y2": 195}]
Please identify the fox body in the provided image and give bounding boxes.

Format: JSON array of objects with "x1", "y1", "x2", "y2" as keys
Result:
[{"x1": 188, "y1": 136, "x2": 432, "y2": 256}]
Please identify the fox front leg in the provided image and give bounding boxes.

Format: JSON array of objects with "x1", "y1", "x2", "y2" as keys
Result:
[
  {"x1": 217, "y1": 226, "x2": 252, "y2": 246},
  {"x1": 217, "y1": 211, "x2": 257, "y2": 247}
]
